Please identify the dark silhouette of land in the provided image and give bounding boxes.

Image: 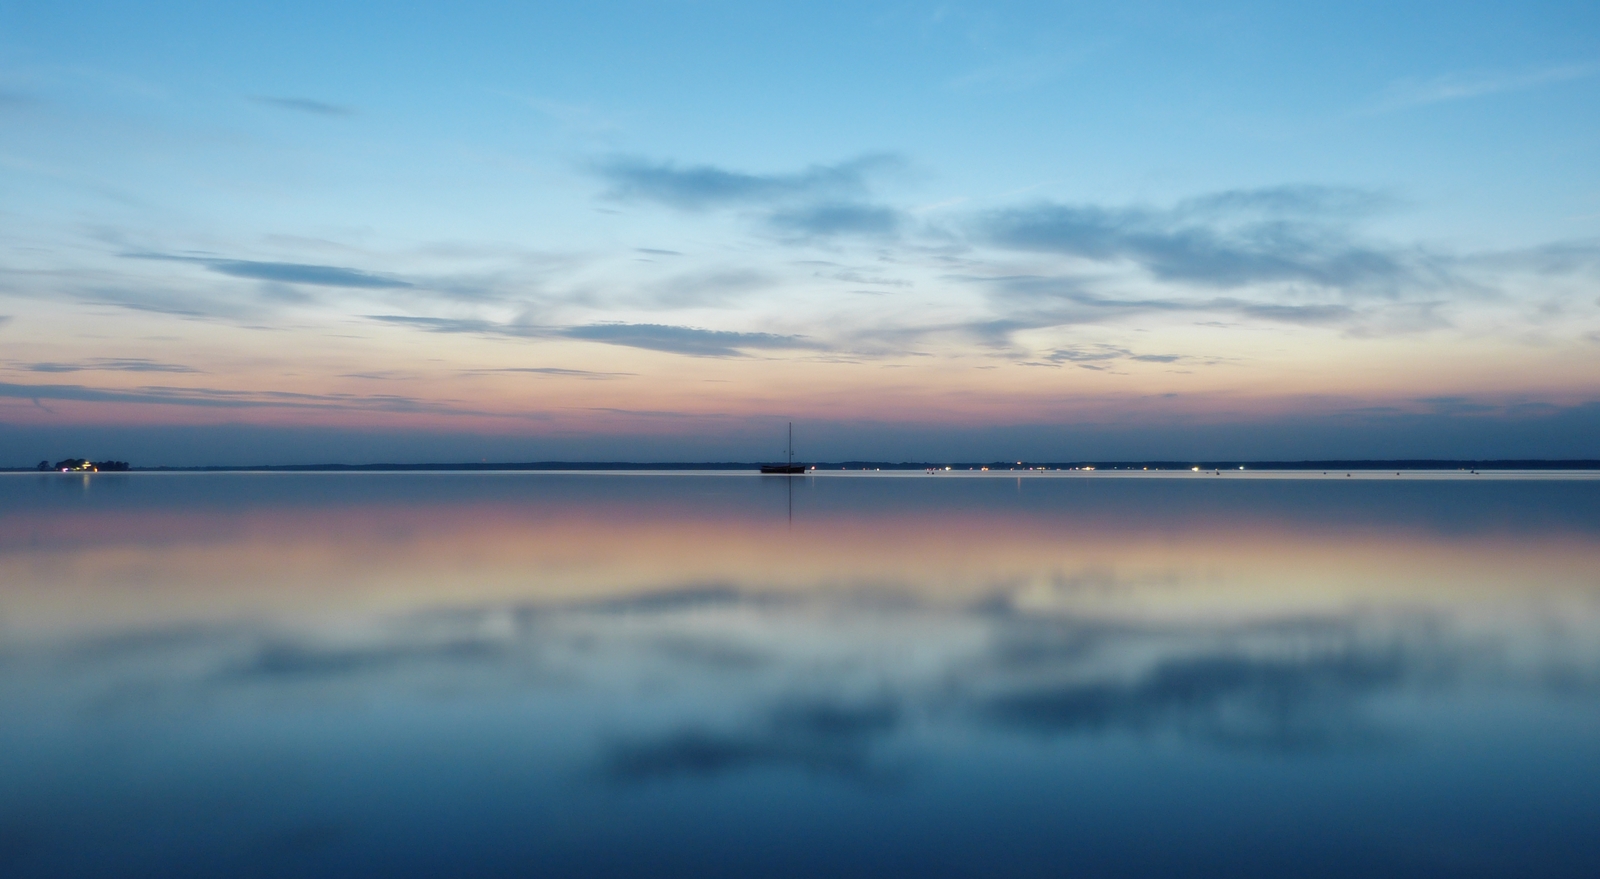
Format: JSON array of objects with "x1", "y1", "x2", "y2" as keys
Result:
[
  {"x1": 30, "y1": 458, "x2": 131, "y2": 472},
  {"x1": 6, "y1": 459, "x2": 1597, "y2": 472}
]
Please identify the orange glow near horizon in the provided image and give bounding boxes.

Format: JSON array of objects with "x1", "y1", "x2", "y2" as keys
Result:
[
  {"x1": 5, "y1": 475, "x2": 1596, "y2": 637},
  {"x1": 5, "y1": 297, "x2": 1600, "y2": 443}
]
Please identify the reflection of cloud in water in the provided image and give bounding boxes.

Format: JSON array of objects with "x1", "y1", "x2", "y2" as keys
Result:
[
  {"x1": 230, "y1": 638, "x2": 510, "y2": 679},
  {"x1": 971, "y1": 613, "x2": 1464, "y2": 750},
  {"x1": 982, "y1": 647, "x2": 1411, "y2": 750},
  {"x1": 578, "y1": 583, "x2": 750, "y2": 614},
  {"x1": 6, "y1": 583, "x2": 1594, "y2": 784},
  {"x1": 5, "y1": 478, "x2": 1599, "y2": 877},
  {"x1": 601, "y1": 697, "x2": 904, "y2": 784}
]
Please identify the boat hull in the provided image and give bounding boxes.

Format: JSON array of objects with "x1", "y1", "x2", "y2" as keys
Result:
[{"x1": 759, "y1": 464, "x2": 808, "y2": 474}]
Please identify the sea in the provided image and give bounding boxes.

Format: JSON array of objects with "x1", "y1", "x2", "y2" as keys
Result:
[{"x1": 2, "y1": 470, "x2": 1598, "y2": 877}]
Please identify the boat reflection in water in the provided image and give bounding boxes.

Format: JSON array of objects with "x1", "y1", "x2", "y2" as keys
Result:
[{"x1": 1, "y1": 472, "x2": 1598, "y2": 877}]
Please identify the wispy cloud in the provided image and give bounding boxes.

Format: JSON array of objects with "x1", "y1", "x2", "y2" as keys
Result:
[
  {"x1": 768, "y1": 202, "x2": 904, "y2": 238},
  {"x1": 1174, "y1": 185, "x2": 1395, "y2": 220},
  {"x1": 206, "y1": 259, "x2": 410, "y2": 288},
  {"x1": 561, "y1": 323, "x2": 828, "y2": 358},
  {"x1": 1044, "y1": 344, "x2": 1185, "y2": 368},
  {"x1": 20, "y1": 357, "x2": 201, "y2": 374},
  {"x1": 81, "y1": 287, "x2": 254, "y2": 321},
  {"x1": 973, "y1": 185, "x2": 1428, "y2": 292},
  {"x1": 1468, "y1": 238, "x2": 1600, "y2": 276},
  {"x1": 982, "y1": 278, "x2": 1375, "y2": 327},
  {"x1": 907, "y1": 275, "x2": 1450, "y2": 351},
  {"x1": 0, "y1": 380, "x2": 477, "y2": 415},
  {"x1": 368, "y1": 315, "x2": 827, "y2": 359},
  {"x1": 128, "y1": 253, "x2": 412, "y2": 289},
  {"x1": 813, "y1": 267, "x2": 912, "y2": 288},
  {"x1": 248, "y1": 95, "x2": 356, "y2": 117},
  {"x1": 1371, "y1": 62, "x2": 1598, "y2": 112},
  {"x1": 593, "y1": 154, "x2": 902, "y2": 210},
  {"x1": 368, "y1": 315, "x2": 538, "y2": 336}
]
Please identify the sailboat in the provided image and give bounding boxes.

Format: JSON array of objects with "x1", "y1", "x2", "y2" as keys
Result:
[{"x1": 760, "y1": 422, "x2": 809, "y2": 474}]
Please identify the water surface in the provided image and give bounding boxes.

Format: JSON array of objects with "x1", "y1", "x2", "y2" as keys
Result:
[{"x1": 2, "y1": 472, "x2": 1597, "y2": 877}]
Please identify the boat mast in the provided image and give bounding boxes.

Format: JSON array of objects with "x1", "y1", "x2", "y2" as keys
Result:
[{"x1": 788, "y1": 422, "x2": 793, "y2": 467}]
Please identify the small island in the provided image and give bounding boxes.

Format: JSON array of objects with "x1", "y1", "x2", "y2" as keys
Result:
[{"x1": 38, "y1": 458, "x2": 130, "y2": 472}]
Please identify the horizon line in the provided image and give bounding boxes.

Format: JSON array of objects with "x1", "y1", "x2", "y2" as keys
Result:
[{"x1": 6, "y1": 458, "x2": 1600, "y2": 473}]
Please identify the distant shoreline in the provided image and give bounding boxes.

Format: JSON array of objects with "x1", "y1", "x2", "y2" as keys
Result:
[{"x1": 5, "y1": 459, "x2": 1599, "y2": 473}]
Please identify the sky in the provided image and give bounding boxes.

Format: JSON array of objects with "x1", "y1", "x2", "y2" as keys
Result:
[{"x1": 2, "y1": 0, "x2": 1598, "y2": 465}]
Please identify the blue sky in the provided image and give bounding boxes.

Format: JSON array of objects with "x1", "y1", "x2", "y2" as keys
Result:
[{"x1": 2, "y1": 1, "x2": 1598, "y2": 463}]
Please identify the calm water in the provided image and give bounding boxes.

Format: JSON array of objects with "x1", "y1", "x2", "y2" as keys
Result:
[{"x1": 2, "y1": 472, "x2": 1598, "y2": 878}]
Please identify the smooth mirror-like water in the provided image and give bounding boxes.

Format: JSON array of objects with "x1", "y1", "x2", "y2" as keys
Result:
[{"x1": 2, "y1": 472, "x2": 1598, "y2": 877}]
